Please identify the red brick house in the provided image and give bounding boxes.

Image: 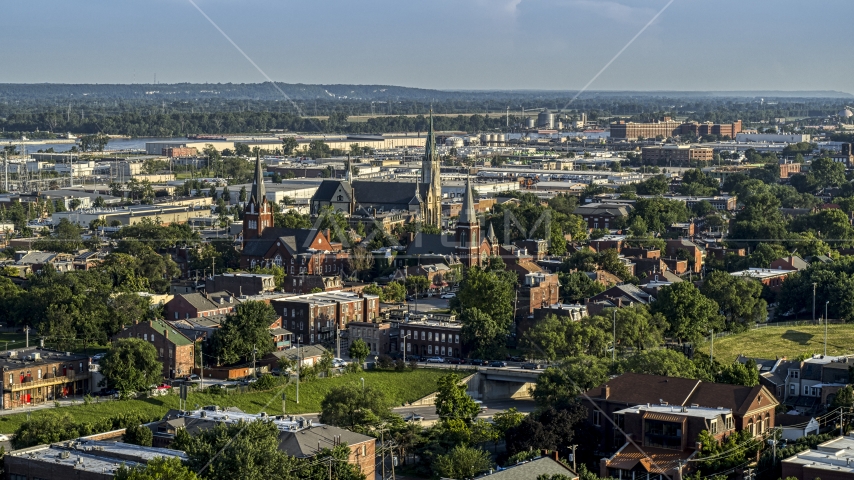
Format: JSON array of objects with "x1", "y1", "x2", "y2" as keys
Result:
[
  {"x1": 164, "y1": 291, "x2": 240, "y2": 320},
  {"x1": 665, "y1": 239, "x2": 704, "y2": 273},
  {"x1": 587, "y1": 374, "x2": 778, "y2": 480},
  {"x1": 113, "y1": 319, "x2": 195, "y2": 379}
]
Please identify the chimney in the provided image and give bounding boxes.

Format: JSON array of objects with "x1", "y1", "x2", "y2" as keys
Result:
[
  {"x1": 163, "y1": 329, "x2": 168, "y2": 339},
  {"x1": 601, "y1": 385, "x2": 610, "y2": 399},
  {"x1": 325, "y1": 229, "x2": 331, "y2": 241},
  {"x1": 553, "y1": 451, "x2": 560, "y2": 462}
]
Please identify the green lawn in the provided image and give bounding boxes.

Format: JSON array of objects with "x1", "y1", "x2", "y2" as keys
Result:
[
  {"x1": 697, "y1": 323, "x2": 854, "y2": 363},
  {"x1": 0, "y1": 369, "x2": 457, "y2": 434}
]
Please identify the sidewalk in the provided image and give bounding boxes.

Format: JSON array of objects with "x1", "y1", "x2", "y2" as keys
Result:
[{"x1": 0, "y1": 395, "x2": 115, "y2": 417}]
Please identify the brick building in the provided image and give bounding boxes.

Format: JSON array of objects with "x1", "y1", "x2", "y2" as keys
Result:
[
  {"x1": 164, "y1": 291, "x2": 240, "y2": 320},
  {"x1": 272, "y1": 292, "x2": 380, "y2": 345},
  {"x1": 398, "y1": 318, "x2": 463, "y2": 358},
  {"x1": 610, "y1": 118, "x2": 742, "y2": 140},
  {"x1": 573, "y1": 204, "x2": 631, "y2": 230},
  {"x1": 113, "y1": 319, "x2": 195, "y2": 379},
  {"x1": 348, "y1": 321, "x2": 393, "y2": 356},
  {"x1": 0, "y1": 348, "x2": 91, "y2": 410},
  {"x1": 641, "y1": 145, "x2": 714, "y2": 164},
  {"x1": 587, "y1": 373, "x2": 777, "y2": 479},
  {"x1": 205, "y1": 273, "x2": 276, "y2": 296},
  {"x1": 665, "y1": 239, "x2": 704, "y2": 274}
]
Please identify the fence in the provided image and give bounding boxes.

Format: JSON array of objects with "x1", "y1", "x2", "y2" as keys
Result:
[{"x1": 703, "y1": 319, "x2": 847, "y2": 342}]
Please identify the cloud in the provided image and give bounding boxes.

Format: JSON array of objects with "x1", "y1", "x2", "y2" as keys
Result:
[{"x1": 567, "y1": 0, "x2": 658, "y2": 23}]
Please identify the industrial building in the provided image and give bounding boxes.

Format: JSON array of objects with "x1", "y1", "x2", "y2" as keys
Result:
[
  {"x1": 641, "y1": 145, "x2": 714, "y2": 163},
  {"x1": 610, "y1": 117, "x2": 742, "y2": 140},
  {"x1": 5, "y1": 440, "x2": 188, "y2": 480}
]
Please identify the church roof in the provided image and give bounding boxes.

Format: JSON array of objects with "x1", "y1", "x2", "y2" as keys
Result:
[
  {"x1": 242, "y1": 228, "x2": 321, "y2": 258},
  {"x1": 406, "y1": 233, "x2": 457, "y2": 256},
  {"x1": 352, "y1": 180, "x2": 422, "y2": 207},
  {"x1": 313, "y1": 180, "x2": 351, "y2": 202}
]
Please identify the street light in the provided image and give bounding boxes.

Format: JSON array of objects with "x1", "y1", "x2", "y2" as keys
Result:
[
  {"x1": 360, "y1": 377, "x2": 365, "y2": 389},
  {"x1": 612, "y1": 309, "x2": 617, "y2": 363},
  {"x1": 402, "y1": 333, "x2": 411, "y2": 360},
  {"x1": 813, "y1": 283, "x2": 817, "y2": 324},
  {"x1": 825, "y1": 300, "x2": 830, "y2": 356}
]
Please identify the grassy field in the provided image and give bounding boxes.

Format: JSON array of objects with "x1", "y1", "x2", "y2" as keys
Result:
[
  {"x1": 697, "y1": 323, "x2": 854, "y2": 363},
  {"x1": 0, "y1": 369, "x2": 456, "y2": 434}
]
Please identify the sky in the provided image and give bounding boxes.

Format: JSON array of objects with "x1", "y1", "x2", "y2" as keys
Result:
[{"x1": 2, "y1": 0, "x2": 853, "y2": 93}]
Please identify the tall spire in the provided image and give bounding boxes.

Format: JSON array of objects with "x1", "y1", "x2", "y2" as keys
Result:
[
  {"x1": 423, "y1": 110, "x2": 436, "y2": 183},
  {"x1": 486, "y1": 222, "x2": 497, "y2": 244},
  {"x1": 251, "y1": 151, "x2": 265, "y2": 204},
  {"x1": 459, "y1": 176, "x2": 477, "y2": 225}
]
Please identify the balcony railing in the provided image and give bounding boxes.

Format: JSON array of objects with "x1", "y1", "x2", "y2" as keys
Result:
[{"x1": 6, "y1": 373, "x2": 85, "y2": 391}]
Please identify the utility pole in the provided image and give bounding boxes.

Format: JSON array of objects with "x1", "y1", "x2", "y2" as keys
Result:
[
  {"x1": 336, "y1": 326, "x2": 340, "y2": 359},
  {"x1": 282, "y1": 391, "x2": 286, "y2": 415},
  {"x1": 710, "y1": 329, "x2": 714, "y2": 363},
  {"x1": 25, "y1": 326, "x2": 28, "y2": 349},
  {"x1": 813, "y1": 282, "x2": 817, "y2": 324},
  {"x1": 381, "y1": 428, "x2": 386, "y2": 480},
  {"x1": 253, "y1": 343, "x2": 257, "y2": 379},
  {"x1": 200, "y1": 352, "x2": 204, "y2": 390},
  {"x1": 296, "y1": 336, "x2": 300, "y2": 404},
  {"x1": 570, "y1": 445, "x2": 577, "y2": 472}
]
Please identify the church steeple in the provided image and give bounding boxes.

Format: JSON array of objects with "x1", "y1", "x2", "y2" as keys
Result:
[
  {"x1": 422, "y1": 110, "x2": 438, "y2": 185},
  {"x1": 420, "y1": 110, "x2": 442, "y2": 230},
  {"x1": 459, "y1": 176, "x2": 477, "y2": 225},
  {"x1": 455, "y1": 176, "x2": 481, "y2": 268},
  {"x1": 243, "y1": 151, "x2": 272, "y2": 248},
  {"x1": 250, "y1": 151, "x2": 266, "y2": 205}
]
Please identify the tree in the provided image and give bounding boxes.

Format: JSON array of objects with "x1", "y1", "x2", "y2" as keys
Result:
[
  {"x1": 433, "y1": 445, "x2": 492, "y2": 480},
  {"x1": 700, "y1": 271, "x2": 767, "y2": 331},
  {"x1": 630, "y1": 197, "x2": 689, "y2": 234},
  {"x1": 347, "y1": 247, "x2": 375, "y2": 280},
  {"x1": 460, "y1": 307, "x2": 506, "y2": 360},
  {"x1": 832, "y1": 385, "x2": 854, "y2": 409},
  {"x1": 404, "y1": 275, "x2": 429, "y2": 294},
  {"x1": 505, "y1": 403, "x2": 589, "y2": 460},
  {"x1": 281, "y1": 136, "x2": 299, "y2": 156},
  {"x1": 239, "y1": 185, "x2": 247, "y2": 202},
  {"x1": 382, "y1": 281, "x2": 406, "y2": 303},
  {"x1": 349, "y1": 338, "x2": 370, "y2": 365},
  {"x1": 100, "y1": 338, "x2": 162, "y2": 398},
  {"x1": 116, "y1": 457, "x2": 199, "y2": 480},
  {"x1": 558, "y1": 271, "x2": 605, "y2": 303},
  {"x1": 651, "y1": 282, "x2": 725, "y2": 345},
  {"x1": 623, "y1": 349, "x2": 698, "y2": 378},
  {"x1": 532, "y1": 356, "x2": 611, "y2": 408},
  {"x1": 210, "y1": 301, "x2": 277, "y2": 365},
  {"x1": 435, "y1": 373, "x2": 480, "y2": 424},
  {"x1": 717, "y1": 359, "x2": 759, "y2": 386},
  {"x1": 452, "y1": 265, "x2": 515, "y2": 337},
  {"x1": 173, "y1": 419, "x2": 297, "y2": 479},
  {"x1": 122, "y1": 423, "x2": 153, "y2": 447},
  {"x1": 319, "y1": 383, "x2": 393, "y2": 429},
  {"x1": 491, "y1": 406, "x2": 525, "y2": 437},
  {"x1": 811, "y1": 157, "x2": 846, "y2": 189},
  {"x1": 520, "y1": 314, "x2": 568, "y2": 361}
]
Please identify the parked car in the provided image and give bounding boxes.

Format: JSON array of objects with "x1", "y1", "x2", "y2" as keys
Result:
[
  {"x1": 439, "y1": 292, "x2": 456, "y2": 299},
  {"x1": 332, "y1": 358, "x2": 349, "y2": 367},
  {"x1": 91, "y1": 353, "x2": 105, "y2": 361},
  {"x1": 521, "y1": 362, "x2": 542, "y2": 370},
  {"x1": 506, "y1": 355, "x2": 523, "y2": 362},
  {"x1": 405, "y1": 355, "x2": 421, "y2": 362},
  {"x1": 404, "y1": 413, "x2": 424, "y2": 422},
  {"x1": 469, "y1": 359, "x2": 486, "y2": 366},
  {"x1": 489, "y1": 361, "x2": 507, "y2": 368},
  {"x1": 96, "y1": 388, "x2": 118, "y2": 397},
  {"x1": 425, "y1": 357, "x2": 444, "y2": 363},
  {"x1": 446, "y1": 358, "x2": 466, "y2": 365}
]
